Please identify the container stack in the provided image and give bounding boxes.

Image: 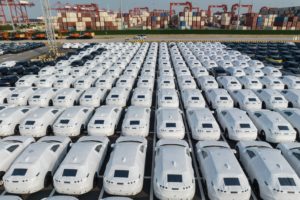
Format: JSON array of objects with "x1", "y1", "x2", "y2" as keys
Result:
[
  {"x1": 244, "y1": 13, "x2": 258, "y2": 30},
  {"x1": 53, "y1": 4, "x2": 300, "y2": 31},
  {"x1": 178, "y1": 11, "x2": 206, "y2": 30},
  {"x1": 221, "y1": 13, "x2": 231, "y2": 29}
]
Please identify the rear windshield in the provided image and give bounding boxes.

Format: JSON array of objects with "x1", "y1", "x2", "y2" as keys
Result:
[
  {"x1": 278, "y1": 126, "x2": 289, "y2": 131},
  {"x1": 137, "y1": 95, "x2": 145, "y2": 99},
  {"x1": 25, "y1": 121, "x2": 35, "y2": 125},
  {"x1": 224, "y1": 178, "x2": 240, "y2": 186},
  {"x1": 94, "y1": 120, "x2": 104, "y2": 124},
  {"x1": 251, "y1": 81, "x2": 258, "y2": 84},
  {"x1": 220, "y1": 97, "x2": 228, "y2": 100},
  {"x1": 240, "y1": 124, "x2": 251, "y2": 128},
  {"x1": 207, "y1": 81, "x2": 214, "y2": 84},
  {"x1": 114, "y1": 170, "x2": 129, "y2": 178},
  {"x1": 163, "y1": 81, "x2": 170, "y2": 84},
  {"x1": 202, "y1": 123, "x2": 213, "y2": 128},
  {"x1": 12, "y1": 168, "x2": 27, "y2": 176},
  {"x1": 130, "y1": 121, "x2": 140, "y2": 125},
  {"x1": 191, "y1": 97, "x2": 199, "y2": 100},
  {"x1": 11, "y1": 94, "x2": 19, "y2": 97},
  {"x1": 278, "y1": 178, "x2": 296, "y2": 186},
  {"x1": 60, "y1": 119, "x2": 70, "y2": 124},
  {"x1": 165, "y1": 96, "x2": 172, "y2": 100},
  {"x1": 166, "y1": 123, "x2": 176, "y2": 128},
  {"x1": 274, "y1": 97, "x2": 283, "y2": 101},
  {"x1": 248, "y1": 98, "x2": 256, "y2": 102},
  {"x1": 111, "y1": 95, "x2": 119, "y2": 98},
  {"x1": 167, "y1": 174, "x2": 182, "y2": 183},
  {"x1": 84, "y1": 95, "x2": 92, "y2": 99},
  {"x1": 57, "y1": 96, "x2": 65, "y2": 100},
  {"x1": 62, "y1": 169, "x2": 77, "y2": 177}
]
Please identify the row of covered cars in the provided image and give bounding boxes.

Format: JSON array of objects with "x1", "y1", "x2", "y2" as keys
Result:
[{"x1": 0, "y1": 41, "x2": 300, "y2": 200}]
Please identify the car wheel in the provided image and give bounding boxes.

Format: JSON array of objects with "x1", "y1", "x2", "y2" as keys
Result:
[
  {"x1": 296, "y1": 129, "x2": 300, "y2": 141},
  {"x1": 93, "y1": 173, "x2": 98, "y2": 187},
  {"x1": 73, "y1": 100, "x2": 77, "y2": 106},
  {"x1": 44, "y1": 172, "x2": 52, "y2": 187},
  {"x1": 236, "y1": 103, "x2": 240, "y2": 109},
  {"x1": 288, "y1": 102, "x2": 293, "y2": 108},
  {"x1": 3, "y1": 98, "x2": 7, "y2": 104},
  {"x1": 80, "y1": 125, "x2": 85, "y2": 134},
  {"x1": 224, "y1": 129, "x2": 229, "y2": 139},
  {"x1": 261, "y1": 130, "x2": 266, "y2": 141},
  {"x1": 262, "y1": 102, "x2": 266, "y2": 109},
  {"x1": 46, "y1": 126, "x2": 52, "y2": 135},
  {"x1": 48, "y1": 100, "x2": 53, "y2": 106},
  {"x1": 253, "y1": 180, "x2": 261, "y2": 199},
  {"x1": 235, "y1": 147, "x2": 240, "y2": 160},
  {"x1": 14, "y1": 124, "x2": 20, "y2": 135}
]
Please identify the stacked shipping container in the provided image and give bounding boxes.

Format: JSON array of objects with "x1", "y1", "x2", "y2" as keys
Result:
[
  {"x1": 178, "y1": 11, "x2": 206, "y2": 29},
  {"x1": 53, "y1": 4, "x2": 300, "y2": 31}
]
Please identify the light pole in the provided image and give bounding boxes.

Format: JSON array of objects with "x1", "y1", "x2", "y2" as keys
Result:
[
  {"x1": 236, "y1": 0, "x2": 242, "y2": 30},
  {"x1": 120, "y1": 0, "x2": 123, "y2": 30}
]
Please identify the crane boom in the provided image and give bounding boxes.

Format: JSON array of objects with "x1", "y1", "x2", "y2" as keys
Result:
[{"x1": 40, "y1": 0, "x2": 58, "y2": 57}]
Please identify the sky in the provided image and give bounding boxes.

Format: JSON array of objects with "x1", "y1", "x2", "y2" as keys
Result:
[{"x1": 4, "y1": 0, "x2": 300, "y2": 18}]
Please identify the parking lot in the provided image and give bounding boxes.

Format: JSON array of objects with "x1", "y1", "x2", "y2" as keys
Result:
[{"x1": 0, "y1": 41, "x2": 300, "y2": 200}]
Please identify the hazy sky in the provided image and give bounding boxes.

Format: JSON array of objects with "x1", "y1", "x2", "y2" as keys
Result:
[{"x1": 4, "y1": 0, "x2": 300, "y2": 18}]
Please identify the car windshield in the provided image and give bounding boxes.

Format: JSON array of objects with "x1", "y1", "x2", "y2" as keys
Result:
[
  {"x1": 248, "y1": 98, "x2": 256, "y2": 102},
  {"x1": 220, "y1": 97, "x2": 228, "y2": 100},
  {"x1": 278, "y1": 178, "x2": 296, "y2": 186},
  {"x1": 274, "y1": 97, "x2": 283, "y2": 101},
  {"x1": 224, "y1": 177, "x2": 240, "y2": 186},
  {"x1": 278, "y1": 125, "x2": 289, "y2": 131},
  {"x1": 12, "y1": 168, "x2": 27, "y2": 176},
  {"x1": 167, "y1": 174, "x2": 182, "y2": 183},
  {"x1": 111, "y1": 95, "x2": 119, "y2": 98},
  {"x1": 165, "y1": 96, "x2": 172, "y2": 100},
  {"x1": 114, "y1": 170, "x2": 129, "y2": 178},
  {"x1": 207, "y1": 81, "x2": 214, "y2": 84},
  {"x1": 292, "y1": 152, "x2": 300, "y2": 161},
  {"x1": 84, "y1": 95, "x2": 92, "y2": 98},
  {"x1": 62, "y1": 169, "x2": 77, "y2": 177},
  {"x1": 191, "y1": 97, "x2": 199, "y2": 100}
]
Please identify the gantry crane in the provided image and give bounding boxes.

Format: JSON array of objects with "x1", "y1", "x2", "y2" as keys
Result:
[
  {"x1": 231, "y1": 3, "x2": 253, "y2": 16},
  {"x1": 259, "y1": 6, "x2": 269, "y2": 14},
  {"x1": 40, "y1": 0, "x2": 58, "y2": 58},
  {"x1": 207, "y1": 4, "x2": 228, "y2": 17},
  {"x1": 0, "y1": 0, "x2": 34, "y2": 25},
  {"x1": 170, "y1": 1, "x2": 192, "y2": 16},
  {"x1": 129, "y1": 7, "x2": 149, "y2": 15}
]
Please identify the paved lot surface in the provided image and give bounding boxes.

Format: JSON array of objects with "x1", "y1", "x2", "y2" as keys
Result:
[
  {"x1": 1, "y1": 34, "x2": 299, "y2": 44},
  {"x1": 0, "y1": 46, "x2": 49, "y2": 62}
]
